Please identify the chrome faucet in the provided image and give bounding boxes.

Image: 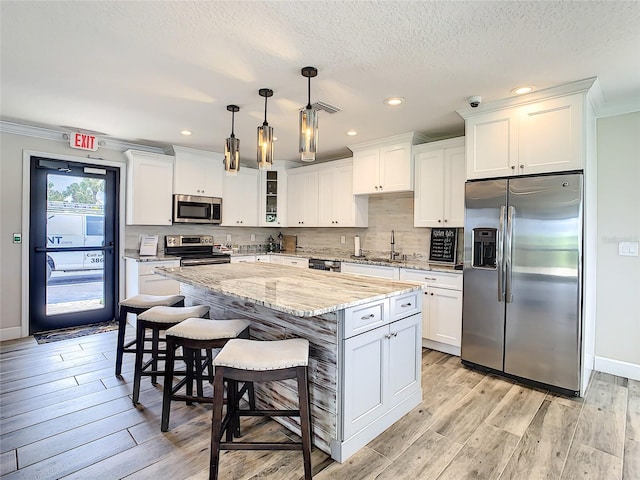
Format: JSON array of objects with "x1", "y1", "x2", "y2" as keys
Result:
[{"x1": 390, "y1": 230, "x2": 400, "y2": 261}]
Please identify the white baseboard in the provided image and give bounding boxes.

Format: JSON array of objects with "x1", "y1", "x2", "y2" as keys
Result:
[
  {"x1": 0, "y1": 326, "x2": 24, "y2": 342},
  {"x1": 422, "y1": 338, "x2": 460, "y2": 357},
  {"x1": 594, "y1": 356, "x2": 640, "y2": 381}
]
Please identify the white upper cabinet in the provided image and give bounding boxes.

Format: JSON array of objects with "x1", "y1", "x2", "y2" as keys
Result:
[
  {"x1": 287, "y1": 169, "x2": 318, "y2": 227},
  {"x1": 318, "y1": 159, "x2": 368, "y2": 227},
  {"x1": 171, "y1": 145, "x2": 224, "y2": 197},
  {"x1": 259, "y1": 168, "x2": 286, "y2": 227},
  {"x1": 460, "y1": 82, "x2": 593, "y2": 180},
  {"x1": 222, "y1": 168, "x2": 259, "y2": 226},
  {"x1": 124, "y1": 150, "x2": 174, "y2": 225},
  {"x1": 350, "y1": 132, "x2": 428, "y2": 195},
  {"x1": 414, "y1": 137, "x2": 465, "y2": 228}
]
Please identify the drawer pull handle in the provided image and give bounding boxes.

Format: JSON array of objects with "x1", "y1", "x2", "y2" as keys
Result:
[
  {"x1": 401, "y1": 302, "x2": 412, "y2": 307},
  {"x1": 361, "y1": 314, "x2": 375, "y2": 320},
  {"x1": 425, "y1": 277, "x2": 436, "y2": 281}
]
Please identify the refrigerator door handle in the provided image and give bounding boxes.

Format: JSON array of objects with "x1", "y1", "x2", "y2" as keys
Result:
[
  {"x1": 497, "y1": 205, "x2": 506, "y2": 302},
  {"x1": 505, "y1": 205, "x2": 515, "y2": 303}
]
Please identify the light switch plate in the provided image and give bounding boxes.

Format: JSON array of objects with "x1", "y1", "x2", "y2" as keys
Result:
[
  {"x1": 619, "y1": 241, "x2": 639, "y2": 256},
  {"x1": 340, "y1": 235, "x2": 346, "y2": 244},
  {"x1": 226, "y1": 234, "x2": 232, "y2": 242},
  {"x1": 251, "y1": 234, "x2": 256, "y2": 242}
]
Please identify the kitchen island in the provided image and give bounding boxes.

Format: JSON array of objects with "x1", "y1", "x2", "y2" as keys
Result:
[{"x1": 155, "y1": 262, "x2": 423, "y2": 462}]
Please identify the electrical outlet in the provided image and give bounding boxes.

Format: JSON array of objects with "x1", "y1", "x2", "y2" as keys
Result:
[
  {"x1": 340, "y1": 235, "x2": 346, "y2": 244},
  {"x1": 226, "y1": 234, "x2": 232, "y2": 242},
  {"x1": 251, "y1": 234, "x2": 256, "y2": 242}
]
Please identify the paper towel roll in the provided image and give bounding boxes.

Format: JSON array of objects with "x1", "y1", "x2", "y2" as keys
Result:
[{"x1": 354, "y1": 235, "x2": 361, "y2": 257}]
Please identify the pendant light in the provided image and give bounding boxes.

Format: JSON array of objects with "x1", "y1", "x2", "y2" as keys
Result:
[
  {"x1": 224, "y1": 104, "x2": 240, "y2": 176},
  {"x1": 299, "y1": 66, "x2": 318, "y2": 162},
  {"x1": 257, "y1": 88, "x2": 274, "y2": 171}
]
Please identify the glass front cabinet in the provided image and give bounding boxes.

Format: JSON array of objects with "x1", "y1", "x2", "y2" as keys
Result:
[{"x1": 259, "y1": 168, "x2": 286, "y2": 226}]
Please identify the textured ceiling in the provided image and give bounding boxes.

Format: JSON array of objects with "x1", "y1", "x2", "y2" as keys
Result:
[{"x1": 1, "y1": 1, "x2": 639, "y2": 164}]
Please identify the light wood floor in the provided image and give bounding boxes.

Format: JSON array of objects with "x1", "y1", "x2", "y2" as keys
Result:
[{"x1": 1, "y1": 329, "x2": 638, "y2": 479}]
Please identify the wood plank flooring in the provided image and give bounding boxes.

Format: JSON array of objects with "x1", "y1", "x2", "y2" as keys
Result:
[{"x1": 1, "y1": 330, "x2": 638, "y2": 479}]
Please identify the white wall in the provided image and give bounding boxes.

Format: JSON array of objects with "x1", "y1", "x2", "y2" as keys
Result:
[{"x1": 594, "y1": 112, "x2": 640, "y2": 377}]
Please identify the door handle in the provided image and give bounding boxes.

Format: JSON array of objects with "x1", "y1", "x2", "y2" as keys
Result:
[
  {"x1": 505, "y1": 206, "x2": 515, "y2": 303},
  {"x1": 497, "y1": 205, "x2": 506, "y2": 302}
]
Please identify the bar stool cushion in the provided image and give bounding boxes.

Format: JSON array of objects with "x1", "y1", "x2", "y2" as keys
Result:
[
  {"x1": 166, "y1": 318, "x2": 250, "y2": 341},
  {"x1": 119, "y1": 294, "x2": 184, "y2": 308},
  {"x1": 214, "y1": 338, "x2": 309, "y2": 371},
  {"x1": 138, "y1": 305, "x2": 209, "y2": 324}
]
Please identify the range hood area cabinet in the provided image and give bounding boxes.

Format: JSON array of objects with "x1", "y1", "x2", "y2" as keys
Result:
[
  {"x1": 413, "y1": 137, "x2": 465, "y2": 228},
  {"x1": 458, "y1": 78, "x2": 596, "y2": 180},
  {"x1": 349, "y1": 132, "x2": 429, "y2": 195},
  {"x1": 124, "y1": 149, "x2": 174, "y2": 225},
  {"x1": 222, "y1": 168, "x2": 259, "y2": 227},
  {"x1": 169, "y1": 145, "x2": 224, "y2": 197},
  {"x1": 286, "y1": 159, "x2": 367, "y2": 228}
]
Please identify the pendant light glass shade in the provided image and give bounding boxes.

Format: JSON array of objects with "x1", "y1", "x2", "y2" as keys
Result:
[
  {"x1": 224, "y1": 105, "x2": 240, "y2": 176},
  {"x1": 257, "y1": 88, "x2": 274, "y2": 171},
  {"x1": 299, "y1": 107, "x2": 318, "y2": 162},
  {"x1": 299, "y1": 66, "x2": 318, "y2": 162}
]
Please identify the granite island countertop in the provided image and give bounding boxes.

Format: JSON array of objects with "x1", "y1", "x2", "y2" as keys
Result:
[{"x1": 154, "y1": 262, "x2": 422, "y2": 317}]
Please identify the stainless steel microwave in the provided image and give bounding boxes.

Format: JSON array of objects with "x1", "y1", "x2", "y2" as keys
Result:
[{"x1": 172, "y1": 194, "x2": 222, "y2": 224}]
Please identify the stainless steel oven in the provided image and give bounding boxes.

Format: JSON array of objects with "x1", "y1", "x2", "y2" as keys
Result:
[
  {"x1": 165, "y1": 235, "x2": 230, "y2": 265},
  {"x1": 172, "y1": 194, "x2": 222, "y2": 224}
]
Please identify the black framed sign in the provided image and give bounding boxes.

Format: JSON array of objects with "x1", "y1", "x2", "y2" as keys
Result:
[{"x1": 429, "y1": 228, "x2": 457, "y2": 264}]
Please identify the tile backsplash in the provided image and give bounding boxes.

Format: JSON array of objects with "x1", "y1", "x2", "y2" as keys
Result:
[{"x1": 125, "y1": 191, "x2": 464, "y2": 262}]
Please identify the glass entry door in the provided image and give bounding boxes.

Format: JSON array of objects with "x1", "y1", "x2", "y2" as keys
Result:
[{"x1": 29, "y1": 157, "x2": 119, "y2": 333}]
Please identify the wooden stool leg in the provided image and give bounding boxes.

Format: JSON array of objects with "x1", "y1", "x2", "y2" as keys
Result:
[
  {"x1": 185, "y1": 348, "x2": 194, "y2": 405},
  {"x1": 206, "y1": 349, "x2": 214, "y2": 383},
  {"x1": 195, "y1": 350, "x2": 205, "y2": 398},
  {"x1": 132, "y1": 322, "x2": 146, "y2": 405},
  {"x1": 209, "y1": 367, "x2": 225, "y2": 480},
  {"x1": 115, "y1": 305, "x2": 128, "y2": 376},
  {"x1": 161, "y1": 336, "x2": 177, "y2": 432},
  {"x1": 151, "y1": 328, "x2": 160, "y2": 385},
  {"x1": 297, "y1": 366, "x2": 313, "y2": 480}
]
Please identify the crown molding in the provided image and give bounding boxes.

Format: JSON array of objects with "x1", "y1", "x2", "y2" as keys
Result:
[{"x1": 0, "y1": 121, "x2": 165, "y2": 154}]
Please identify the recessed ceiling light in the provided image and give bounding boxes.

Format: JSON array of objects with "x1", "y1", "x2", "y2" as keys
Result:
[
  {"x1": 180, "y1": 130, "x2": 192, "y2": 136},
  {"x1": 346, "y1": 130, "x2": 358, "y2": 136},
  {"x1": 511, "y1": 86, "x2": 535, "y2": 95},
  {"x1": 384, "y1": 97, "x2": 405, "y2": 106}
]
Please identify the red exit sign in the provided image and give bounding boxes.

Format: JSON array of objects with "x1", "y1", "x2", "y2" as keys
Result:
[{"x1": 69, "y1": 132, "x2": 99, "y2": 151}]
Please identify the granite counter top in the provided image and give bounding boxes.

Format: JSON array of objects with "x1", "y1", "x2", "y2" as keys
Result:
[
  {"x1": 154, "y1": 263, "x2": 422, "y2": 317},
  {"x1": 123, "y1": 250, "x2": 180, "y2": 262},
  {"x1": 272, "y1": 250, "x2": 462, "y2": 274}
]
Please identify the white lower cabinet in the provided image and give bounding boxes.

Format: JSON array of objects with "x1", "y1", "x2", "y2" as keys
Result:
[
  {"x1": 270, "y1": 255, "x2": 308, "y2": 268},
  {"x1": 230, "y1": 255, "x2": 255, "y2": 263},
  {"x1": 125, "y1": 258, "x2": 180, "y2": 298},
  {"x1": 341, "y1": 294, "x2": 422, "y2": 441},
  {"x1": 340, "y1": 262, "x2": 400, "y2": 280},
  {"x1": 399, "y1": 268, "x2": 462, "y2": 355}
]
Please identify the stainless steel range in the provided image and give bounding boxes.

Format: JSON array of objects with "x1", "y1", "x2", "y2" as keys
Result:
[{"x1": 165, "y1": 235, "x2": 230, "y2": 266}]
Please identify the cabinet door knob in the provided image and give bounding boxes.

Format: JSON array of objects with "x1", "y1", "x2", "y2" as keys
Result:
[
  {"x1": 444, "y1": 219, "x2": 448, "y2": 223},
  {"x1": 511, "y1": 165, "x2": 516, "y2": 170},
  {"x1": 430, "y1": 292, "x2": 434, "y2": 296},
  {"x1": 379, "y1": 185, "x2": 383, "y2": 189},
  {"x1": 375, "y1": 186, "x2": 379, "y2": 190},
  {"x1": 438, "y1": 219, "x2": 442, "y2": 223},
  {"x1": 520, "y1": 164, "x2": 525, "y2": 169}
]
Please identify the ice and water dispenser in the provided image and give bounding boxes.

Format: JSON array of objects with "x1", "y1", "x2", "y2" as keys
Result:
[{"x1": 472, "y1": 228, "x2": 497, "y2": 269}]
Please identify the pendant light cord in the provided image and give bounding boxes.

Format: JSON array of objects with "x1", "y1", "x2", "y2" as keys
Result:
[
  {"x1": 263, "y1": 96, "x2": 268, "y2": 126},
  {"x1": 307, "y1": 76, "x2": 312, "y2": 109},
  {"x1": 231, "y1": 110, "x2": 235, "y2": 137}
]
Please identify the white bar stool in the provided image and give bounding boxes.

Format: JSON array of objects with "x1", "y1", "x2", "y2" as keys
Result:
[
  {"x1": 209, "y1": 338, "x2": 312, "y2": 480},
  {"x1": 132, "y1": 304, "x2": 209, "y2": 404},
  {"x1": 160, "y1": 318, "x2": 254, "y2": 432},
  {"x1": 115, "y1": 294, "x2": 184, "y2": 376}
]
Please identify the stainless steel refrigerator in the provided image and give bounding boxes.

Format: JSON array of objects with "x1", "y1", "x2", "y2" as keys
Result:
[{"x1": 462, "y1": 173, "x2": 583, "y2": 394}]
